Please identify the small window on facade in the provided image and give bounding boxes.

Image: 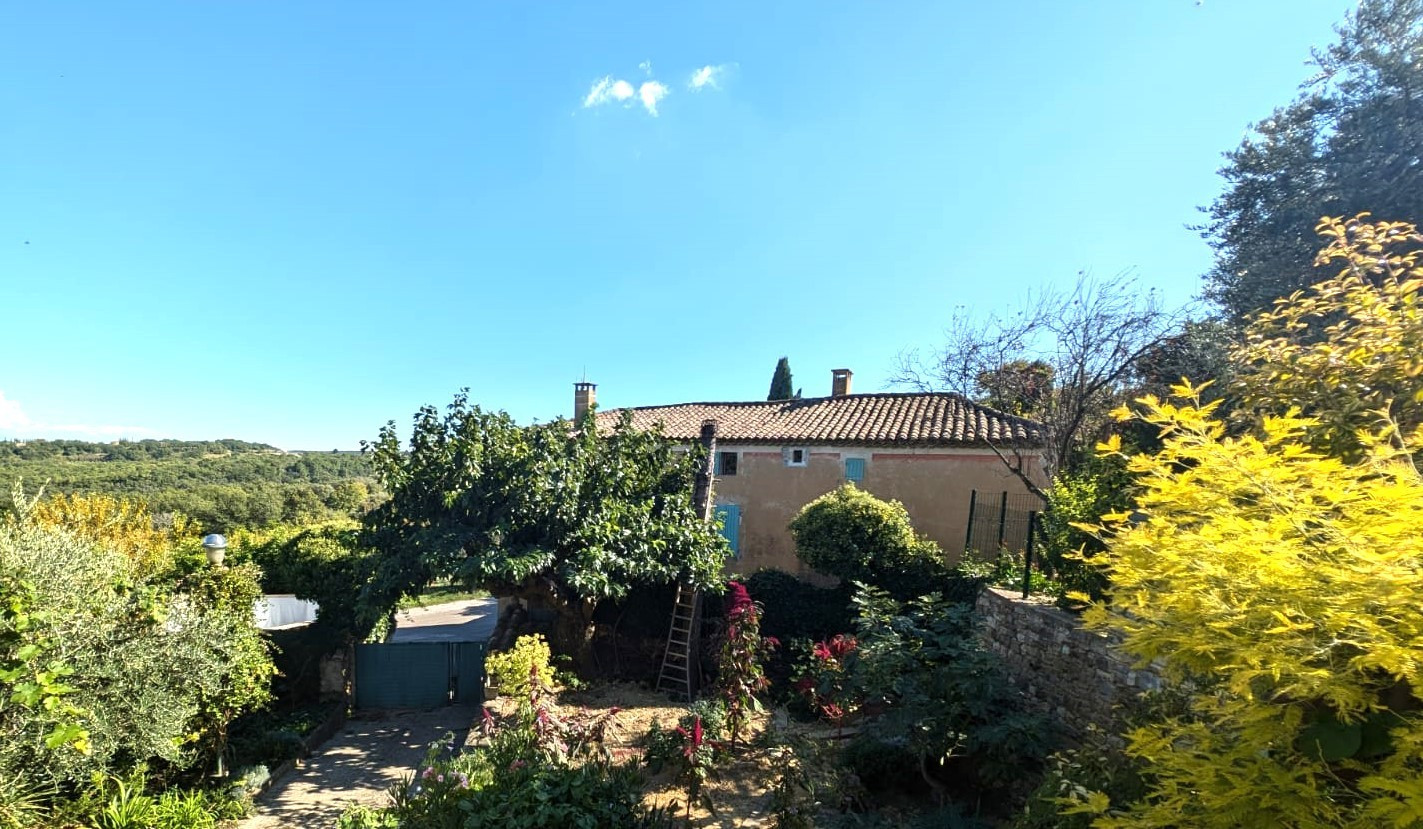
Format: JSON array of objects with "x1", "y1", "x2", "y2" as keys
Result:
[
  {"x1": 845, "y1": 457, "x2": 866, "y2": 483},
  {"x1": 716, "y1": 451, "x2": 738, "y2": 476},
  {"x1": 784, "y1": 447, "x2": 808, "y2": 467}
]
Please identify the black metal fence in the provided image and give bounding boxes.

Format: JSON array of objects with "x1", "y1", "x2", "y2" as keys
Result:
[{"x1": 964, "y1": 490, "x2": 1045, "y2": 557}]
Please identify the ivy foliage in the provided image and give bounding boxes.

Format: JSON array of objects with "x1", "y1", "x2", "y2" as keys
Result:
[
  {"x1": 362, "y1": 392, "x2": 728, "y2": 663},
  {"x1": 238, "y1": 522, "x2": 387, "y2": 648}
]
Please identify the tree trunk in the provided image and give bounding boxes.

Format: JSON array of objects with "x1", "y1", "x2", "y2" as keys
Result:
[
  {"x1": 549, "y1": 601, "x2": 599, "y2": 675},
  {"x1": 505, "y1": 577, "x2": 600, "y2": 675}
]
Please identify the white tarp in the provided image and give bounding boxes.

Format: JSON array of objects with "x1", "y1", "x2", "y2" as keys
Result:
[{"x1": 253, "y1": 595, "x2": 319, "y2": 630}]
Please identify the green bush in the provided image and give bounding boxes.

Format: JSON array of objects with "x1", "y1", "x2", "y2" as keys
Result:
[
  {"x1": 1013, "y1": 730, "x2": 1146, "y2": 829},
  {"x1": 0, "y1": 501, "x2": 273, "y2": 814},
  {"x1": 1038, "y1": 453, "x2": 1131, "y2": 603},
  {"x1": 228, "y1": 702, "x2": 338, "y2": 769},
  {"x1": 744, "y1": 570, "x2": 854, "y2": 642},
  {"x1": 789, "y1": 484, "x2": 951, "y2": 600},
  {"x1": 337, "y1": 804, "x2": 400, "y2": 829},
  {"x1": 841, "y1": 735, "x2": 914, "y2": 793},
  {"x1": 850, "y1": 586, "x2": 1052, "y2": 806}
]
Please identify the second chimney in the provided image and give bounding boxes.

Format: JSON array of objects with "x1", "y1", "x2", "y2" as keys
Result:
[
  {"x1": 831, "y1": 368, "x2": 853, "y2": 397},
  {"x1": 574, "y1": 381, "x2": 597, "y2": 421}
]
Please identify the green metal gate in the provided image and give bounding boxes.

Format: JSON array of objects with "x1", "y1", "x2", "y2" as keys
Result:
[{"x1": 354, "y1": 641, "x2": 486, "y2": 709}]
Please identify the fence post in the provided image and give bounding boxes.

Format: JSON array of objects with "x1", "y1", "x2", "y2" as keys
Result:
[
  {"x1": 1022, "y1": 511, "x2": 1038, "y2": 599},
  {"x1": 997, "y1": 491, "x2": 1009, "y2": 549},
  {"x1": 964, "y1": 490, "x2": 977, "y2": 554}
]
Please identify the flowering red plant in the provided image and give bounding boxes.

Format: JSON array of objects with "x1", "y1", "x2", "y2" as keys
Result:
[
  {"x1": 672, "y1": 715, "x2": 720, "y2": 819},
  {"x1": 812, "y1": 634, "x2": 858, "y2": 662},
  {"x1": 794, "y1": 634, "x2": 862, "y2": 732},
  {"x1": 726, "y1": 580, "x2": 752, "y2": 615},
  {"x1": 717, "y1": 581, "x2": 777, "y2": 750}
]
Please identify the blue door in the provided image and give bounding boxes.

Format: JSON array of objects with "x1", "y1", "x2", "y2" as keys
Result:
[{"x1": 715, "y1": 504, "x2": 741, "y2": 557}]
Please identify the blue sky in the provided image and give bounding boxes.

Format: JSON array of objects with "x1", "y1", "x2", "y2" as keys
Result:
[{"x1": 1, "y1": 1, "x2": 1353, "y2": 450}]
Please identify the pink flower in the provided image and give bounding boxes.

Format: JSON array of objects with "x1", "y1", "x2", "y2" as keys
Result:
[{"x1": 763, "y1": 636, "x2": 780, "y2": 649}]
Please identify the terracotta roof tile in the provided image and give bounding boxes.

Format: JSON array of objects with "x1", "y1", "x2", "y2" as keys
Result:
[{"x1": 595, "y1": 393, "x2": 1045, "y2": 448}]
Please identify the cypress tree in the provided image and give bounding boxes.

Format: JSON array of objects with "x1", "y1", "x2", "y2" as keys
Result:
[{"x1": 768, "y1": 357, "x2": 795, "y2": 400}]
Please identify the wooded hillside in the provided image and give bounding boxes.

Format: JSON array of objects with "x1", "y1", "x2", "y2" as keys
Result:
[{"x1": 0, "y1": 438, "x2": 379, "y2": 531}]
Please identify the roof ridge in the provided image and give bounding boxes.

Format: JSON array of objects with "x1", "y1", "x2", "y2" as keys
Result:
[
  {"x1": 605, "y1": 390, "x2": 990, "y2": 411},
  {"x1": 592, "y1": 391, "x2": 1045, "y2": 448}
]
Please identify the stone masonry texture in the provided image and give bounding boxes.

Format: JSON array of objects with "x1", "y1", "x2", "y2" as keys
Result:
[{"x1": 974, "y1": 587, "x2": 1163, "y2": 742}]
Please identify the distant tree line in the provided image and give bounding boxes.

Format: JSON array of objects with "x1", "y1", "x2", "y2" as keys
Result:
[
  {"x1": 0, "y1": 439, "x2": 380, "y2": 532},
  {"x1": 0, "y1": 437, "x2": 281, "y2": 462}
]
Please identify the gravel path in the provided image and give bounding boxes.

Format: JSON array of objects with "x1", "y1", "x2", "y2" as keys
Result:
[
  {"x1": 387, "y1": 597, "x2": 497, "y2": 643},
  {"x1": 238, "y1": 706, "x2": 476, "y2": 828},
  {"x1": 237, "y1": 599, "x2": 493, "y2": 827}
]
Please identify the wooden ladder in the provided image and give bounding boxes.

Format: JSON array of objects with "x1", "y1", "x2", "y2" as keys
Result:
[{"x1": 656, "y1": 583, "x2": 701, "y2": 701}]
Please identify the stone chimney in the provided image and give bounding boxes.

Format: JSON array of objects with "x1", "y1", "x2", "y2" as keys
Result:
[
  {"x1": 831, "y1": 369, "x2": 853, "y2": 397},
  {"x1": 574, "y1": 381, "x2": 597, "y2": 421}
]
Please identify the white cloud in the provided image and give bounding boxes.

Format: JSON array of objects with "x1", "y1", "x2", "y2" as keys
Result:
[
  {"x1": 0, "y1": 389, "x2": 158, "y2": 440},
  {"x1": 0, "y1": 390, "x2": 31, "y2": 431},
  {"x1": 689, "y1": 64, "x2": 728, "y2": 91},
  {"x1": 638, "y1": 81, "x2": 668, "y2": 116},
  {"x1": 583, "y1": 77, "x2": 638, "y2": 110},
  {"x1": 583, "y1": 63, "x2": 727, "y2": 115}
]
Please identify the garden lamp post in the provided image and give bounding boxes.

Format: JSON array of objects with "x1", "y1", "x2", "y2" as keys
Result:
[
  {"x1": 201, "y1": 532, "x2": 230, "y2": 778},
  {"x1": 202, "y1": 533, "x2": 227, "y2": 567}
]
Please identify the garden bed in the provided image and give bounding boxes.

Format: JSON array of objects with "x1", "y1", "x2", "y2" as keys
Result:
[{"x1": 483, "y1": 683, "x2": 821, "y2": 827}]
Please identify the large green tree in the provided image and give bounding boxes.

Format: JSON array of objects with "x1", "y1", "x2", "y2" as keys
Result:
[
  {"x1": 361, "y1": 392, "x2": 728, "y2": 668},
  {"x1": 1201, "y1": 0, "x2": 1423, "y2": 319}
]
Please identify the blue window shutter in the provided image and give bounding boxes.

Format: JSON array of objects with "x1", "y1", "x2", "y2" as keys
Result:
[
  {"x1": 715, "y1": 504, "x2": 741, "y2": 557},
  {"x1": 845, "y1": 457, "x2": 866, "y2": 483},
  {"x1": 714, "y1": 452, "x2": 723, "y2": 475}
]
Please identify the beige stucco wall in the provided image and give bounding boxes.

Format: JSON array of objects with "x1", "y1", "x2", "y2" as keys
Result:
[{"x1": 711, "y1": 444, "x2": 1043, "y2": 577}]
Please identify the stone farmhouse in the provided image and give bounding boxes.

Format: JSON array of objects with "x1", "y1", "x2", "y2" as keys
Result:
[{"x1": 587, "y1": 369, "x2": 1046, "y2": 577}]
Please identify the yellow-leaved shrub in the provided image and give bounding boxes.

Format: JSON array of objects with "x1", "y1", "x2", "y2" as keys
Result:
[
  {"x1": 1075, "y1": 217, "x2": 1423, "y2": 828},
  {"x1": 27, "y1": 492, "x2": 197, "y2": 576},
  {"x1": 1235, "y1": 214, "x2": 1423, "y2": 459}
]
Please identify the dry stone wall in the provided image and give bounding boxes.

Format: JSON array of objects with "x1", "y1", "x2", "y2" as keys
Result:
[{"x1": 974, "y1": 587, "x2": 1163, "y2": 740}]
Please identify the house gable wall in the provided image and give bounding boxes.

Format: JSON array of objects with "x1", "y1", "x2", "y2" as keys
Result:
[{"x1": 711, "y1": 443, "x2": 1043, "y2": 576}]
